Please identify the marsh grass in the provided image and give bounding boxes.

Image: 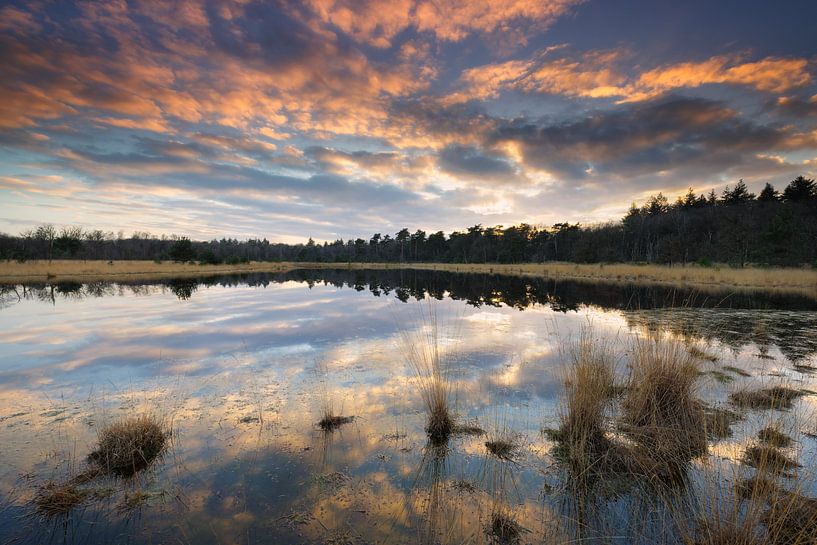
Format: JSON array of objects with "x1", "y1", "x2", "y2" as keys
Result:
[
  {"x1": 487, "y1": 508, "x2": 524, "y2": 545},
  {"x1": 315, "y1": 360, "x2": 354, "y2": 432},
  {"x1": 621, "y1": 336, "x2": 707, "y2": 477},
  {"x1": 398, "y1": 306, "x2": 456, "y2": 444},
  {"x1": 741, "y1": 444, "x2": 800, "y2": 475},
  {"x1": 689, "y1": 345, "x2": 719, "y2": 362},
  {"x1": 88, "y1": 413, "x2": 168, "y2": 477},
  {"x1": 729, "y1": 386, "x2": 806, "y2": 410},
  {"x1": 34, "y1": 482, "x2": 89, "y2": 516},
  {"x1": 674, "y1": 406, "x2": 817, "y2": 545},
  {"x1": 723, "y1": 365, "x2": 752, "y2": 378},
  {"x1": 484, "y1": 415, "x2": 522, "y2": 462},
  {"x1": 685, "y1": 471, "x2": 817, "y2": 545},
  {"x1": 553, "y1": 334, "x2": 620, "y2": 472},
  {"x1": 757, "y1": 424, "x2": 793, "y2": 448}
]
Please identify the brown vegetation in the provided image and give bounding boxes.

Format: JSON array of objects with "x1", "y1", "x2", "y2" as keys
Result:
[
  {"x1": 88, "y1": 414, "x2": 168, "y2": 477},
  {"x1": 0, "y1": 259, "x2": 293, "y2": 283},
  {"x1": 318, "y1": 414, "x2": 354, "y2": 431},
  {"x1": 399, "y1": 309, "x2": 455, "y2": 444},
  {"x1": 34, "y1": 482, "x2": 89, "y2": 516},
  {"x1": 621, "y1": 338, "x2": 707, "y2": 473},
  {"x1": 729, "y1": 386, "x2": 806, "y2": 410}
]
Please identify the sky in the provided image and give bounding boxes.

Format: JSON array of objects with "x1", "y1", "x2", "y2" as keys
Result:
[{"x1": 1, "y1": 0, "x2": 816, "y2": 243}]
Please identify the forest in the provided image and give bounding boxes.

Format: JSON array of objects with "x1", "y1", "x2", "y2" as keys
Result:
[{"x1": 2, "y1": 176, "x2": 815, "y2": 267}]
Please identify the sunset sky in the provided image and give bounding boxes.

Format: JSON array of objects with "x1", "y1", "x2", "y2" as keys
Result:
[{"x1": 1, "y1": 0, "x2": 816, "y2": 242}]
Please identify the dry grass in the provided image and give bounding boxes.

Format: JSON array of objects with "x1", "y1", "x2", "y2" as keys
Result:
[
  {"x1": 764, "y1": 492, "x2": 817, "y2": 545},
  {"x1": 621, "y1": 337, "x2": 707, "y2": 472},
  {"x1": 328, "y1": 261, "x2": 817, "y2": 296},
  {"x1": 729, "y1": 386, "x2": 806, "y2": 410},
  {"x1": 680, "y1": 448, "x2": 817, "y2": 545},
  {"x1": 3, "y1": 260, "x2": 816, "y2": 296},
  {"x1": 88, "y1": 414, "x2": 168, "y2": 477},
  {"x1": 0, "y1": 259, "x2": 294, "y2": 283},
  {"x1": 558, "y1": 335, "x2": 617, "y2": 453},
  {"x1": 398, "y1": 308, "x2": 455, "y2": 444},
  {"x1": 487, "y1": 509, "x2": 524, "y2": 544}
]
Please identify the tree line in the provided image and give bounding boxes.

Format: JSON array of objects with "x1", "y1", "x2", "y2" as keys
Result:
[{"x1": 1, "y1": 176, "x2": 815, "y2": 267}]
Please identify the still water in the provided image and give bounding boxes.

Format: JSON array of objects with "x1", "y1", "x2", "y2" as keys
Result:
[{"x1": 0, "y1": 269, "x2": 815, "y2": 544}]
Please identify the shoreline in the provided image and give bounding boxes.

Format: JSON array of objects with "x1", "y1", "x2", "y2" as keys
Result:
[{"x1": 1, "y1": 260, "x2": 816, "y2": 297}]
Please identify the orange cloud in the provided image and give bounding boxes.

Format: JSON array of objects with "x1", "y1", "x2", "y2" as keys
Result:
[
  {"x1": 628, "y1": 56, "x2": 812, "y2": 101},
  {"x1": 302, "y1": 0, "x2": 582, "y2": 47},
  {"x1": 449, "y1": 51, "x2": 813, "y2": 104}
]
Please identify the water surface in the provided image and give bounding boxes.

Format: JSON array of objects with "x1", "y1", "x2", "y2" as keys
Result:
[{"x1": 1, "y1": 270, "x2": 815, "y2": 544}]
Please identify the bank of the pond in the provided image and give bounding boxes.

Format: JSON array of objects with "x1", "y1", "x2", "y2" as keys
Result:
[{"x1": 1, "y1": 260, "x2": 816, "y2": 297}]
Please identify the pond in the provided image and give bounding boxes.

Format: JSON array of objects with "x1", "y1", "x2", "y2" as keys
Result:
[{"x1": 1, "y1": 269, "x2": 816, "y2": 544}]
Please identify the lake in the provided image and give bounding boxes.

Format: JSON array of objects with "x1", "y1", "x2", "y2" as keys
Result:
[{"x1": 1, "y1": 269, "x2": 816, "y2": 544}]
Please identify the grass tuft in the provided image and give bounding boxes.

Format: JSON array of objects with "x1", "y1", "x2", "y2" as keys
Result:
[
  {"x1": 688, "y1": 345, "x2": 719, "y2": 362},
  {"x1": 757, "y1": 424, "x2": 792, "y2": 448},
  {"x1": 621, "y1": 337, "x2": 707, "y2": 475},
  {"x1": 741, "y1": 444, "x2": 800, "y2": 475},
  {"x1": 399, "y1": 308, "x2": 455, "y2": 444},
  {"x1": 485, "y1": 439, "x2": 518, "y2": 461},
  {"x1": 318, "y1": 414, "x2": 354, "y2": 431},
  {"x1": 487, "y1": 510, "x2": 523, "y2": 544},
  {"x1": 34, "y1": 482, "x2": 88, "y2": 516},
  {"x1": 729, "y1": 386, "x2": 806, "y2": 410},
  {"x1": 555, "y1": 334, "x2": 618, "y2": 466},
  {"x1": 88, "y1": 414, "x2": 167, "y2": 477}
]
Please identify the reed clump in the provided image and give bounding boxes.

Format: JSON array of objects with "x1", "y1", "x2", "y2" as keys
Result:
[
  {"x1": 88, "y1": 414, "x2": 168, "y2": 477},
  {"x1": 764, "y1": 492, "x2": 817, "y2": 545},
  {"x1": 554, "y1": 336, "x2": 620, "y2": 470},
  {"x1": 399, "y1": 310, "x2": 455, "y2": 444},
  {"x1": 621, "y1": 337, "x2": 707, "y2": 476},
  {"x1": 487, "y1": 509, "x2": 523, "y2": 544}
]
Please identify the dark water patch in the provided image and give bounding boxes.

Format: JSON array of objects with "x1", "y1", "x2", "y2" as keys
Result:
[{"x1": 4, "y1": 268, "x2": 817, "y2": 310}]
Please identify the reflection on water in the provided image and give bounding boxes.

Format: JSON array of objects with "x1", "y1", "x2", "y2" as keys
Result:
[{"x1": 0, "y1": 269, "x2": 815, "y2": 544}]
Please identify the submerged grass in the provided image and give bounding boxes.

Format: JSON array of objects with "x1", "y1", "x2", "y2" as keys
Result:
[
  {"x1": 702, "y1": 405, "x2": 742, "y2": 439},
  {"x1": 318, "y1": 414, "x2": 354, "y2": 431},
  {"x1": 741, "y1": 444, "x2": 800, "y2": 475},
  {"x1": 729, "y1": 386, "x2": 806, "y2": 410},
  {"x1": 487, "y1": 509, "x2": 524, "y2": 544},
  {"x1": 34, "y1": 482, "x2": 89, "y2": 516},
  {"x1": 757, "y1": 424, "x2": 793, "y2": 448}
]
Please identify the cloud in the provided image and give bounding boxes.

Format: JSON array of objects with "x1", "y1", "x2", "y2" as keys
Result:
[
  {"x1": 448, "y1": 50, "x2": 813, "y2": 104},
  {"x1": 771, "y1": 94, "x2": 817, "y2": 118},
  {"x1": 491, "y1": 96, "x2": 812, "y2": 180},
  {"x1": 1, "y1": 1, "x2": 816, "y2": 240},
  {"x1": 438, "y1": 145, "x2": 516, "y2": 178},
  {"x1": 299, "y1": 0, "x2": 582, "y2": 47}
]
